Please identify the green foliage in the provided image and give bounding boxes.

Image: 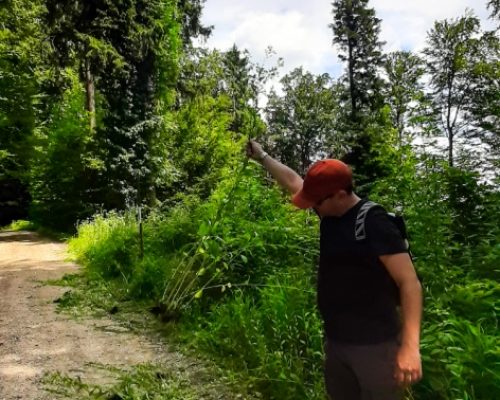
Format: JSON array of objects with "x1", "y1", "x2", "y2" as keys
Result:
[
  {"x1": 0, "y1": 0, "x2": 44, "y2": 180},
  {"x1": 383, "y1": 51, "x2": 427, "y2": 143},
  {"x1": 44, "y1": 0, "x2": 181, "y2": 211},
  {"x1": 43, "y1": 363, "x2": 234, "y2": 400},
  {"x1": 177, "y1": 0, "x2": 213, "y2": 47},
  {"x1": 420, "y1": 313, "x2": 500, "y2": 399},
  {"x1": 423, "y1": 12, "x2": 484, "y2": 167},
  {"x1": 1, "y1": 219, "x2": 37, "y2": 231},
  {"x1": 69, "y1": 212, "x2": 139, "y2": 280},
  {"x1": 0, "y1": 0, "x2": 53, "y2": 228},
  {"x1": 466, "y1": 29, "x2": 500, "y2": 158},
  {"x1": 187, "y1": 271, "x2": 324, "y2": 400},
  {"x1": 442, "y1": 280, "x2": 499, "y2": 330},
  {"x1": 265, "y1": 67, "x2": 340, "y2": 175},
  {"x1": 156, "y1": 161, "x2": 319, "y2": 317},
  {"x1": 330, "y1": 0, "x2": 386, "y2": 117},
  {"x1": 163, "y1": 94, "x2": 239, "y2": 200},
  {"x1": 29, "y1": 72, "x2": 100, "y2": 231}
]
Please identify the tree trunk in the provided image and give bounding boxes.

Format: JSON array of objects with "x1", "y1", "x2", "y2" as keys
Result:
[
  {"x1": 396, "y1": 109, "x2": 403, "y2": 145},
  {"x1": 84, "y1": 57, "x2": 96, "y2": 131},
  {"x1": 448, "y1": 132, "x2": 454, "y2": 168},
  {"x1": 348, "y1": 39, "x2": 356, "y2": 119}
]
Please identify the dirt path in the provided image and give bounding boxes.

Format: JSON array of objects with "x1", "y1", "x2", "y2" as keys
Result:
[{"x1": 0, "y1": 231, "x2": 188, "y2": 400}]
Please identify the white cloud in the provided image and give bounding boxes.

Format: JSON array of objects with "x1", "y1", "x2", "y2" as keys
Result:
[
  {"x1": 372, "y1": 0, "x2": 495, "y2": 52},
  {"x1": 200, "y1": 0, "x2": 496, "y2": 79},
  {"x1": 200, "y1": 1, "x2": 335, "y2": 77},
  {"x1": 219, "y1": 11, "x2": 332, "y2": 73}
]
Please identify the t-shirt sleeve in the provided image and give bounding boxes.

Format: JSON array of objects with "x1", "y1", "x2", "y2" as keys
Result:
[{"x1": 365, "y1": 207, "x2": 408, "y2": 256}]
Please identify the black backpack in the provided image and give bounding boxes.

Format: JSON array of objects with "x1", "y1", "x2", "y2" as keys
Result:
[
  {"x1": 355, "y1": 201, "x2": 411, "y2": 257},
  {"x1": 355, "y1": 201, "x2": 421, "y2": 303}
]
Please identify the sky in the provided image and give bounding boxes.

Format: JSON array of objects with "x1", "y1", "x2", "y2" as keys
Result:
[{"x1": 198, "y1": 0, "x2": 496, "y2": 80}]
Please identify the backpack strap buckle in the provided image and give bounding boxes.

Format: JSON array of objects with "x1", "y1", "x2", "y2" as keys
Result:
[{"x1": 355, "y1": 201, "x2": 378, "y2": 241}]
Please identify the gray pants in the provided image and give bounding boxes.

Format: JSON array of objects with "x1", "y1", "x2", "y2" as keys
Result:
[{"x1": 324, "y1": 339, "x2": 403, "y2": 400}]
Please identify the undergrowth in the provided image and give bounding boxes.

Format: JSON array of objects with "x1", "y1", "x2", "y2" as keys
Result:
[
  {"x1": 66, "y1": 160, "x2": 500, "y2": 400},
  {"x1": 1, "y1": 219, "x2": 68, "y2": 240},
  {"x1": 43, "y1": 363, "x2": 236, "y2": 400}
]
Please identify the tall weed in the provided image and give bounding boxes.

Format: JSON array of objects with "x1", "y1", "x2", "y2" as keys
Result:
[
  {"x1": 69, "y1": 212, "x2": 139, "y2": 279},
  {"x1": 187, "y1": 270, "x2": 324, "y2": 400}
]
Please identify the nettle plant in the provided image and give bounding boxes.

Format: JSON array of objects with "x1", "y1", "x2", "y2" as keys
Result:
[{"x1": 158, "y1": 159, "x2": 319, "y2": 320}]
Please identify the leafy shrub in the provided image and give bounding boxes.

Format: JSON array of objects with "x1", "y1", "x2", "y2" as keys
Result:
[
  {"x1": 420, "y1": 315, "x2": 500, "y2": 399},
  {"x1": 187, "y1": 270, "x2": 324, "y2": 400},
  {"x1": 2, "y1": 219, "x2": 37, "y2": 231},
  {"x1": 29, "y1": 73, "x2": 101, "y2": 232},
  {"x1": 69, "y1": 212, "x2": 139, "y2": 279},
  {"x1": 68, "y1": 152, "x2": 500, "y2": 400},
  {"x1": 441, "y1": 280, "x2": 499, "y2": 332}
]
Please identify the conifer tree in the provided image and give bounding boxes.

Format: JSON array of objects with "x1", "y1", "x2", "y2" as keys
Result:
[
  {"x1": 487, "y1": 0, "x2": 500, "y2": 20},
  {"x1": 329, "y1": 0, "x2": 388, "y2": 193},
  {"x1": 330, "y1": 0, "x2": 385, "y2": 119},
  {"x1": 177, "y1": 0, "x2": 213, "y2": 47},
  {"x1": 44, "y1": 0, "x2": 181, "y2": 210}
]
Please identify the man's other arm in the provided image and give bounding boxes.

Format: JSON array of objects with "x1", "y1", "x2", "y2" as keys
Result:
[{"x1": 380, "y1": 253, "x2": 423, "y2": 387}]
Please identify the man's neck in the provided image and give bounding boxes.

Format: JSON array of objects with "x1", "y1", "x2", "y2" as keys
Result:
[{"x1": 337, "y1": 194, "x2": 361, "y2": 216}]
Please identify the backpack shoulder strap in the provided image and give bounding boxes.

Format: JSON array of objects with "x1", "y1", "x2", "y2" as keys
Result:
[{"x1": 355, "y1": 201, "x2": 380, "y2": 241}]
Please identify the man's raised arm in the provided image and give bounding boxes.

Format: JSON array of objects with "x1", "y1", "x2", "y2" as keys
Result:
[{"x1": 246, "y1": 140, "x2": 303, "y2": 195}]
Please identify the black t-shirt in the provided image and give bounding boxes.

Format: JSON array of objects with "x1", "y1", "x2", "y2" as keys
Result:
[{"x1": 318, "y1": 199, "x2": 408, "y2": 344}]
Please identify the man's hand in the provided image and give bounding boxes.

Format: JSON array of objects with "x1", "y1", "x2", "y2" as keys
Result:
[
  {"x1": 245, "y1": 140, "x2": 303, "y2": 194},
  {"x1": 394, "y1": 344, "x2": 422, "y2": 387},
  {"x1": 246, "y1": 140, "x2": 265, "y2": 161}
]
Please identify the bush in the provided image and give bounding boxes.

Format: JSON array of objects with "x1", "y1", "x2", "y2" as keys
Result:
[
  {"x1": 420, "y1": 315, "x2": 500, "y2": 399},
  {"x1": 69, "y1": 212, "x2": 139, "y2": 279},
  {"x1": 187, "y1": 270, "x2": 324, "y2": 400},
  {"x1": 68, "y1": 155, "x2": 500, "y2": 400}
]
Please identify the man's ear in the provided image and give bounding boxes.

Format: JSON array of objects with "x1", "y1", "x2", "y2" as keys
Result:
[{"x1": 336, "y1": 189, "x2": 348, "y2": 199}]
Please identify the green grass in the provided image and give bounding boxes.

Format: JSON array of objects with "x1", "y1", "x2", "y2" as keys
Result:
[
  {"x1": 1, "y1": 219, "x2": 38, "y2": 231},
  {"x1": 1, "y1": 219, "x2": 69, "y2": 241},
  {"x1": 43, "y1": 363, "x2": 240, "y2": 400},
  {"x1": 44, "y1": 273, "x2": 258, "y2": 399},
  {"x1": 62, "y1": 164, "x2": 500, "y2": 400}
]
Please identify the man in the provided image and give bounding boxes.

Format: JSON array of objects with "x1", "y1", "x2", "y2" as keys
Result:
[{"x1": 246, "y1": 140, "x2": 423, "y2": 400}]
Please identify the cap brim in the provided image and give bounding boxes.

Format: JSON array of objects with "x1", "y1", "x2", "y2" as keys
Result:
[{"x1": 292, "y1": 190, "x2": 316, "y2": 209}]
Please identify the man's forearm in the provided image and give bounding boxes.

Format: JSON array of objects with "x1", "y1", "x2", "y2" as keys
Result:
[
  {"x1": 260, "y1": 155, "x2": 303, "y2": 195},
  {"x1": 399, "y1": 279, "x2": 423, "y2": 348}
]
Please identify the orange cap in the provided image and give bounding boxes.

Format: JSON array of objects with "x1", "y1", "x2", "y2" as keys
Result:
[{"x1": 292, "y1": 159, "x2": 353, "y2": 209}]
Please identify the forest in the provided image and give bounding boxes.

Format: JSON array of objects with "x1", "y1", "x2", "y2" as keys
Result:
[{"x1": 0, "y1": 0, "x2": 499, "y2": 398}]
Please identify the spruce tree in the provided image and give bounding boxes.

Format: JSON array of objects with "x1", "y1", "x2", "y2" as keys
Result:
[
  {"x1": 330, "y1": 0, "x2": 385, "y2": 119},
  {"x1": 487, "y1": 0, "x2": 500, "y2": 20},
  {"x1": 329, "y1": 0, "x2": 388, "y2": 194},
  {"x1": 177, "y1": 0, "x2": 213, "y2": 47}
]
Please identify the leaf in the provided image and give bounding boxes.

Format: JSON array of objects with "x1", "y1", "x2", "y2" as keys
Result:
[
  {"x1": 194, "y1": 289, "x2": 203, "y2": 299},
  {"x1": 197, "y1": 222, "x2": 210, "y2": 236}
]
